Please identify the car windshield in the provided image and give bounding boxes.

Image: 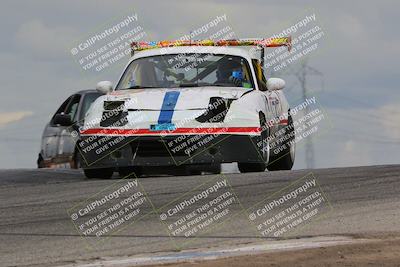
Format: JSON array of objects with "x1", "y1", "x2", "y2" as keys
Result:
[{"x1": 116, "y1": 54, "x2": 254, "y2": 89}]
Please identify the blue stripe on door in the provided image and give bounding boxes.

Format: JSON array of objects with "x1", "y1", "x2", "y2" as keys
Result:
[{"x1": 157, "y1": 91, "x2": 180, "y2": 124}]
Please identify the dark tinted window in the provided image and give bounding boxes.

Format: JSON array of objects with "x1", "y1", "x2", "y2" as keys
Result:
[{"x1": 50, "y1": 96, "x2": 72, "y2": 125}]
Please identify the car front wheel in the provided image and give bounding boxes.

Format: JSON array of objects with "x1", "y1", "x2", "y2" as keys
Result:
[
  {"x1": 238, "y1": 112, "x2": 268, "y2": 173},
  {"x1": 267, "y1": 114, "x2": 295, "y2": 171}
]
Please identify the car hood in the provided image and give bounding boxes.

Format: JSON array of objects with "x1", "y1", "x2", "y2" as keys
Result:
[{"x1": 105, "y1": 87, "x2": 248, "y2": 110}]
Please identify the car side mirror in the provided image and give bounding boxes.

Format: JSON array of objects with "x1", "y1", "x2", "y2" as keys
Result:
[
  {"x1": 96, "y1": 81, "x2": 113, "y2": 93},
  {"x1": 266, "y1": 78, "x2": 285, "y2": 91},
  {"x1": 53, "y1": 113, "x2": 72, "y2": 126}
]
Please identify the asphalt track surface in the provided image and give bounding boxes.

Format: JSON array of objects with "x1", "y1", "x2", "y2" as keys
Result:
[{"x1": 0, "y1": 164, "x2": 399, "y2": 267}]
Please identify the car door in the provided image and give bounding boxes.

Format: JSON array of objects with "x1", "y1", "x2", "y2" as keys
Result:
[
  {"x1": 56, "y1": 94, "x2": 81, "y2": 167},
  {"x1": 57, "y1": 92, "x2": 103, "y2": 168},
  {"x1": 41, "y1": 96, "x2": 73, "y2": 166}
]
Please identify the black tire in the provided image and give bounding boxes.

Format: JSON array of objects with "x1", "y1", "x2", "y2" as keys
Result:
[
  {"x1": 118, "y1": 167, "x2": 142, "y2": 178},
  {"x1": 72, "y1": 149, "x2": 81, "y2": 169},
  {"x1": 267, "y1": 114, "x2": 295, "y2": 171},
  {"x1": 267, "y1": 152, "x2": 294, "y2": 171},
  {"x1": 238, "y1": 162, "x2": 266, "y2": 173},
  {"x1": 37, "y1": 154, "x2": 45, "y2": 168},
  {"x1": 238, "y1": 112, "x2": 268, "y2": 173},
  {"x1": 84, "y1": 168, "x2": 114, "y2": 179}
]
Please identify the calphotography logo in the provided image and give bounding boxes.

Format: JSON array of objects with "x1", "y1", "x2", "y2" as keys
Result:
[
  {"x1": 263, "y1": 12, "x2": 326, "y2": 73},
  {"x1": 70, "y1": 12, "x2": 147, "y2": 74},
  {"x1": 155, "y1": 175, "x2": 244, "y2": 248},
  {"x1": 247, "y1": 173, "x2": 332, "y2": 238},
  {"x1": 67, "y1": 179, "x2": 152, "y2": 246}
]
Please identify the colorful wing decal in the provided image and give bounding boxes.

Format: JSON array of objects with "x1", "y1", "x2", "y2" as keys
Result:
[{"x1": 131, "y1": 37, "x2": 291, "y2": 52}]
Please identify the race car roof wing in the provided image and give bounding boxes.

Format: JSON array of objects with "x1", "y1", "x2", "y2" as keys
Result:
[{"x1": 130, "y1": 37, "x2": 292, "y2": 55}]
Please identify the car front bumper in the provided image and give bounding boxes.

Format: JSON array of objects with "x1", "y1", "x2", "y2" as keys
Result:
[{"x1": 77, "y1": 134, "x2": 265, "y2": 169}]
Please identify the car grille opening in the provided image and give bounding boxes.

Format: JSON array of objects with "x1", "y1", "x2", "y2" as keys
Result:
[{"x1": 130, "y1": 140, "x2": 187, "y2": 157}]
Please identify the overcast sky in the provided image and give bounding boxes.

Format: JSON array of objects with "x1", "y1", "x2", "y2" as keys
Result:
[{"x1": 0, "y1": 0, "x2": 399, "y2": 169}]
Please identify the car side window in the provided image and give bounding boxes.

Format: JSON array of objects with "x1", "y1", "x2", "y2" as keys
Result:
[
  {"x1": 55, "y1": 97, "x2": 71, "y2": 115},
  {"x1": 50, "y1": 96, "x2": 72, "y2": 126},
  {"x1": 64, "y1": 95, "x2": 81, "y2": 123}
]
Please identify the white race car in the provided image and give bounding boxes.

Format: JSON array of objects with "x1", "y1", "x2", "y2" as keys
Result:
[{"x1": 78, "y1": 38, "x2": 295, "y2": 178}]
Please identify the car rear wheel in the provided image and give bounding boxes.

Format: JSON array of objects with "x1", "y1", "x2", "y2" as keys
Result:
[
  {"x1": 72, "y1": 149, "x2": 81, "y2": 169},
  {"x1": 37, "y1": 153, "x2": 45, "y2": 168},
  {"x1": 84, "y1": 168, "x2": 114, "y2": 179}
]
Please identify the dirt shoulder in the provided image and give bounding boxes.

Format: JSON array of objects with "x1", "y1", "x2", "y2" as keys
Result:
[{"x1": 150, "y1": 237, "x2": 400, "y2": 267}]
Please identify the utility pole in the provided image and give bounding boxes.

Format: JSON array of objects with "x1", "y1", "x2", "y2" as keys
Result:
[{"x1": 294, "y1": 59, "x2": 323, "y2": 169}]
